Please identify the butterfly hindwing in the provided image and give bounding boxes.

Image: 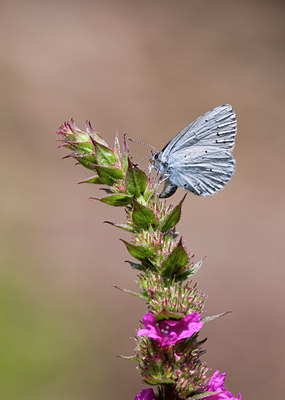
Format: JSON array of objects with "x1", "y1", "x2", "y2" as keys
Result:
[{"x1": 167, "y1": 147, "x2": 235, "y2": 196}]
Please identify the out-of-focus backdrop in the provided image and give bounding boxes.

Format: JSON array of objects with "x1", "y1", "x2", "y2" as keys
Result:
[{"x1": 0, "y1": 0, "x2": 284, "y2": 399}]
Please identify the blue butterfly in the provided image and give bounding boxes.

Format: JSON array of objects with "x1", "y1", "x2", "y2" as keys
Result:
[{"x1": 149, "y1": 104, "x2": 237, "y2": 198}]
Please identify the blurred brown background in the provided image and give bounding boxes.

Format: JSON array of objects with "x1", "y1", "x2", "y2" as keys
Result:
[{"x1": 0, "y1": 0, "x2": 284, "y2": 399}]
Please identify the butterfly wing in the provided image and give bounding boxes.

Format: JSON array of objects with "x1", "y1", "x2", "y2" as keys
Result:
[
  {"x1": 166, "y1": 147, "x2": 235, "y2": 196},
  {"x1": 161, "y1": 104, "x2": 236, "y2": 159},
  {"x1": 157, "y1": 104, "x2": 237, "y2": 197}
]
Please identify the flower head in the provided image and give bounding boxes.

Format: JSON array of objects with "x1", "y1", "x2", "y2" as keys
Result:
[
  {"x1": 137, "y1": 312, "x2": 203, "y2": 346},
  {"x1": 134, "y1": 388, "x2": 156, "y2": 400},
  {"x1": 205, "y1": 370, "x2": 241, "y2": 400}
]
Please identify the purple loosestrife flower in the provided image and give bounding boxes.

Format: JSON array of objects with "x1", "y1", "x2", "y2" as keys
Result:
[
  {"x1": 137, "y1": 312, "x2": 203, "y2": 346},
  {"x1": 206, "y1": 371, "x2": 241, "y2": 400},
  {"x1": 134, "y1": 388, "x2": 156, "y2": 400}
]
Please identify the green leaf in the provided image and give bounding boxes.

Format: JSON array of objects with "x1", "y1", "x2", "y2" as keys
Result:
[
  {"x1": 122, "y1": 134, "x2": 129, "y2": 172},
  {"x1": 114, "y1": 131, "x2": 120, "y2": 156},
  {"x1": 155, "y1": 309, "x2": 185, "y2": 321},
  {"x1": 118, "y1": 355, "x2": 138, "y2": 362},
  {"x1": 75, "y1": 153, "x2": 97, "y2": 170},
  {"x1": 132, "y1": 198, "x2": 158, "y2": 229},
  {"x1": 122, "y1": 152, "x2": 128, "y2": 172},
  {"x1": 104, "y1": 221, "x2": 134, "y2": 232},
  {"x1": 161, "y1": 238, "x2": 188, "y2": 278},
  {"x1": 125, "y1": 259, "x2": 155, "y2": 271},
  {"x1": 174, "y1": 260, "x2": 203, "y2": 281},
  {"x1": 189, "y1": 259, "x2": 203, "y2": 274},
  {"x1": 92, "y1": 165, "x2": 124, "y2": 186},
  {"x1": 202, "y1": 310, "x2": 231, "y2": 323},
  {"x1": 73, "y1": 140, "x2": 94, "y2": 154},
  {"x1": 189, "y1": 391, "x2": 218, "y2": 399},
  {"x1": 92, "y1": 194, "x2": 132, "y2": 206},
  {"x1": 87, "y1": 126, "x2": 108, "y2": 147},
  {"x1": 125, "y1": 261, "x2": 145, "y2": 271},
  {"x1": 77, "y1": 175, "x2": 103, "y2": 184},
  {"x1": 143, "y1": 376, "x2": 175, "y2": 385},
  {"x1": 113, "y1": 285, "x2": 143, "y2": 299},
  {"x1": 125, "y1": 159, "x2": 148, "y2": 197},
  {"x1": 93, "y1": 141, "x2": 117, "y2": 166},
  {"x1": 160, "y1": 194, "x2": 187, "y2": 232},
  {"x1": 121, "y1": 240, "x2": 153, "y2": 261},
  {"x1": 99, "y1": 188, "x2": 114, "y2": 194}
]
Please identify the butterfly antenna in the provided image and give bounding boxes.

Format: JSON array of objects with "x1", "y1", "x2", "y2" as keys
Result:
[
  {"x1": 128, "y1": 138, "x2": 157, "y2": 152},
  {"x1": 134, "y1": 154, "x2": 151, "y2": 168}
]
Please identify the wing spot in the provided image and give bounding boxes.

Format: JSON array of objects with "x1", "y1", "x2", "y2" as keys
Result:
[
  {"x1": 205, "y1": 150, "x2": 208, "y2": 153},
  {"x1": 216, "y1": 140, "x2": 218, "y2": 143}
]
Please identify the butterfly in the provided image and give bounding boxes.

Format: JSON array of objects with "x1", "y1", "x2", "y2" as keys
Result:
[{"x1": 149, "y1": 104, "x2": 237, "y2": 198}]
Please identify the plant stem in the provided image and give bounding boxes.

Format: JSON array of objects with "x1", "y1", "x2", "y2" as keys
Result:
[{"x1": 164, "y1": 385, "x2": 177, "y2": 400}]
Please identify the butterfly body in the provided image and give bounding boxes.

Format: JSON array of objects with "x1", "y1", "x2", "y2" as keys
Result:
[{"x1": 150, "y1": 104, "x2": 237, "y2": 198}]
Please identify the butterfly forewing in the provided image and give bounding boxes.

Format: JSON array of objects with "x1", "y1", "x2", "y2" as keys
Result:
[
  {"x1": 161, "y1": 104, "x2": 236, "y2": 160},
  {"x1": 152, "y1": 104, "x2": 237, "y2": 197}
]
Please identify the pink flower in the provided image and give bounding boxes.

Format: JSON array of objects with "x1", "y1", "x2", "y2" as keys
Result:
[
  {"x1": 205, "y1": 370, "x2": 241, "y2": 400},
  {"x1": 137, "y1": 312, "x2": 203, "y2": 346},
  {"x1": 134, "y1": 388, "x2": 156, "y2": 400}
]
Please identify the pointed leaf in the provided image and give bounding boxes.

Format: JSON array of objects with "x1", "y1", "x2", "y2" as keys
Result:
[
  {"x1": 174, "y1": 270, "x2": 194, "y2": 281},
  {"x1": 132, "y1": 198, "x2": 158, "y2": 229},
  {"x1": 104, "y1": 221, "x2": 134, "y2": 232},
  {"x1": 92, "y1": 165, "x2": 124, "y2": 186},
  {"x1": 174, "y1": 260, "x2": 203, "y2": 281},
  {"x1": 125, "y1": 259, "x2": 155, "y2": 271},
  {"x1": 91, "y1": 194, "x2": 132, "y2": 206},
  {"x1": 112, "y1": 285, "x2": 143, "y2": 299},
  {"x1": 86, "y1": 121, "x2": 108, "y2": 146},
  {"x1": 125, "y1": 261, "x2": 145, "y2": 271},
  {"x1": 121, "y1": 240, "x2": 153, "y2": 261},
  {"x1": 202, "y1": 311, "x2": 231, "y2": 323},
  {"x1": 114, "y1": 130, "x2": 120, "y2": 155},
  {"x1": 99, "y1": 188, "x2": 114, "y2": 194},
  {"x1": 156, "y1": 309, "x2": 185, "y2": 321},
  {"x1": 190, "y1": 259, "x2": 203, "y2": 274},
  {"x1": 75, "y1": 153, "x2": 97, "y2": 170},
  {"x1": 143, "y1": 376, "x2": 175, "y2": 385},
  {"x1": 125, "y1": 159, "x2": 148, "y2": 197},
  {"x1": 122, "y1": 134, "x2": 129, "y2": 172},
  {"x1": 117, "y1": 355, "x2": 138, "y2": 362},
  {"x1": 93, "y1": 141, "x2": 117, "y2": 166},
  {"x1": 77, "y1": 175, "x2": 103, "y2": 184},
  {"x1": 161, "y1": 238, "x2": 188, "y2": 278},
  {"x1": 160, "y1": 194, "x2": 187, "y2": 232},
  {"x1": 190, "y1": 392, "x2": 218, "y2": 399}
]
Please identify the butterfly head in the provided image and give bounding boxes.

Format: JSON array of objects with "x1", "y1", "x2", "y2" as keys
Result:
[{"x1": 149, "y1": 151, "x2": 160, "y2": 173}]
